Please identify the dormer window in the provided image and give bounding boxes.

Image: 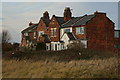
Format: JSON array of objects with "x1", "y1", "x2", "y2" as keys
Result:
[{"x1": 24, "y1": 32, "x2": 28, "y2": 36}]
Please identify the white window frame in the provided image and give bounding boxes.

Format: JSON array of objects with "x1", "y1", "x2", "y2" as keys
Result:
[
  {"x1": 51, "y1": 28, "x2": 56, "y2": 37},
  {"x1": 114, "y1": 31, "x2": 119, "y2": 38},
  {"x1": 24, "y1": 32, "x2": 28, "y2": 36},
  {"x1": 64, "y1": 29, "x2": 70, "y2": 33},
  {"x1": 34, "y1": 32, "x2": 36, "y2": 38},
  {"x1": 76, "y1": 27, "x2": 84, "y2": 34}
]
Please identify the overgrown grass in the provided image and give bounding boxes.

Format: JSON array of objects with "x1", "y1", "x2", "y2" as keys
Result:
[
  {"x1": 2, "y1": 56, "x2": 119, "y2": 78},
  {"x1": 2, "y1": 48, "x2": 120, "y2": 78}
]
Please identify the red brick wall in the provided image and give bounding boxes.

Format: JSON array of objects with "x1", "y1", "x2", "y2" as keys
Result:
[
  {"x1": 21, "y1": 34, "x2": 27, "y2": 47},
  {"x1": 36, "y1": 19, "x2": 48, "y2": 42},
  {"x1": 86, "y1": 13, "x2": 115, "y2": 51},
  {"x1": 48, "y1": 17, "x2": 60, "y2": 41},
  {"x1": 72, "y1": 25, "x2": 86, "y2": 39}
]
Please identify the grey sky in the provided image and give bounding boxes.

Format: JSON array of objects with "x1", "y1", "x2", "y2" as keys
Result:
[{"x1": 2, "y1": 2, "x2": 119, "y2": 43}]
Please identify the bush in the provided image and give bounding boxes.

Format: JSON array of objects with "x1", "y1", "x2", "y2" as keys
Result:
[
  {"x1": 36, "y1": 42, "x2": 46, "y2": 51},
  {"x1": 2, "y1": 43, "x2": 14, "y2": 52},
  {"x1": 67, "y1": 41, "x2": 84, "y2": 51}
]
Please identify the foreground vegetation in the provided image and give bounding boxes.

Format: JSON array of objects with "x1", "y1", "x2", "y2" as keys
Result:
[{"x1": 2, "y1": 48, "x2": 120, "y2": 78}]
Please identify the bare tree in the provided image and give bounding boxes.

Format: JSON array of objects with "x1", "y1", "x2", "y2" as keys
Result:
[{"x1": 2, "y1": 30, "x2": 11, "y2": 43}]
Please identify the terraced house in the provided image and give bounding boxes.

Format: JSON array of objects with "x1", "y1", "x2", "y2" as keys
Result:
[{"x1": 21, "y1": 7, "x2": 120, "y2": 52}]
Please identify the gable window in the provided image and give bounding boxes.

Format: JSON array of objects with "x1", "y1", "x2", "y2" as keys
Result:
[
  {"x1": 38, "y1": 31, "x2": 44, "y2": 37},
  {"x1": 51, "y1": 28, "x2": 56, "y2": 37},
  {"x1": 24, "y1": 33, "x2": 28, "y2": 36},
  {"x1": 64, "y1": 29, "x2": 70, "y2": 33},
  {"x1": 76, "y1": 27, "x2": 84, "y2": 34},
  {"x1": 114, "y1": 31, "x2": 119, "y2": 38}
]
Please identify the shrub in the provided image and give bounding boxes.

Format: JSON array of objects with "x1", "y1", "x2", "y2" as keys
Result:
[
  {"x1": 67, "y1": 41, "x2": 85, "y2": 51},
  {"x1": 2, "y1": 43, "x2": 14, "y2": 52},
  {"x1": 36, "y1": 42, "x2": 46, "y2": 51}
]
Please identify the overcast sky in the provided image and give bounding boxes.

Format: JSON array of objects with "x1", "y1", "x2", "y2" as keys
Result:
[{"x1": 1, "y1": 2, "x2": 119, "y2": 43}]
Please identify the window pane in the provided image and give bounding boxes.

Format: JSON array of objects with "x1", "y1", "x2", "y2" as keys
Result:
[
  {"x1": 51, "y1": 28, "x2": 56, "y2": 36},
  {"x1": 64, "y1": 29, "x2": 70, "y2": 33},
  {"x1": 114, "y1": 31, "x2": 119, "y2": 38},
  {"x1": 24, "y1": 33, "x2": 28, "y2": 36},
  {"x1": 76, "y1": 27, "x2": 79, "y2": 34},
  {"x1": 51, "y1": 29, "x2": 53, "y2": 36},
  {"x1": 53, "y1": 29, "x2": 56, "y2": 36},
  {"x1": 76, "y1": 27, "x2": 84, "y2": 34},
  {"x1": 34, "y1": 32, "x2": 36, "y2": 37},
  {"x1": 80, "y1": 27, "x2": 84, "y2": 34}
]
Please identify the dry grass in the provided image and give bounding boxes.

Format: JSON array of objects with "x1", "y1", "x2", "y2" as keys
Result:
[{"x1": 2, "y1": 56, "x2": 119, "y2": 78}]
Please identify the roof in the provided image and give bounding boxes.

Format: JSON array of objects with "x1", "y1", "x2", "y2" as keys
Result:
[
  {"x1": 53, "y1": 15, "x2": 64, "y2": 25},
  {"x1": 61, "y1": 14, "x2": 95, "y2": 28},
  {"x1": 72, "y1": 15, "x2": 95, "y2": 26},
  {"x1": 66, "y1": 32, "x2": 76, "y2": 40},
  {"x1": 22, "y1": 24, "x2": 38, "y2": 33},
  {"x1": 42, "y1": 34, "x2": 51, "y2": 43}
]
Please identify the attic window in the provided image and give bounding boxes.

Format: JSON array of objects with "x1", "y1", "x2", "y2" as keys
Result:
[{"x1": 24, "y1": 33, "x2": 28, "y2": 36}]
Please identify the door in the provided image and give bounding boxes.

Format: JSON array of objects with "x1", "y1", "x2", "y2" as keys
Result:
[{"x1": 55, "y1": 44, "x2": 57, "y2": 51}]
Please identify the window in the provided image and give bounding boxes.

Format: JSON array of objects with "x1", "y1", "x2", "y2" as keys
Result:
[
  {"x1": 24, "y1": 33, "x2": 28, "y2": 36},
  {"x1": 76, "y1": 27, "x2": 84, "y2": 34},
  {"x1": 34, "y1": 32, "x2": 36, "y2": 38},
  {"x1": 114, "y1": 31, "x2": 119, "y2": 38},
  {"x1": 114, "y1": 44, "x2": 120, "y2": 49},
  {"x1": 64, "y1": 29, "x2": 70, "y2": 33},
  {"x1": 51, "y1": 28, "x2": 56, "y2": 37},
  {"x1": 38, "y1": 31, "x2": 44, "y2": 37}
]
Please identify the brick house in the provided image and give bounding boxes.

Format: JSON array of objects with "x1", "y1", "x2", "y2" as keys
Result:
[{"x1": 21, "y1": 7, "x2": 119, "y2": 51}]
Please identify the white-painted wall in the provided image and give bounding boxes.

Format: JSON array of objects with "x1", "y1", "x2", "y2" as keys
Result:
[{"x1": 61, "y1": 33, "x2": 70, "y2": 49}]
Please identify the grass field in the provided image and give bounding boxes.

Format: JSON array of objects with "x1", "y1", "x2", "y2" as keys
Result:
[
  {"x1": 2, "y1": 57, "x2": 119, "y2": 78},
  {"x1": 2, "y1": 49, "x2": 119, "y2": 78}
]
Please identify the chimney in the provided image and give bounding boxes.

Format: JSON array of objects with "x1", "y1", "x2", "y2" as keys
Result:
[
  {"x1": 29, "y1": 22, "x2": 34, "y2": 26},
  {"x1": 94, "y1": 11, "x2": 106, "y2": 17},
  {"x1": 43, "y1": 11, "x2": 49, "y2": 19},
  {"x1": 63, "y1": 7, "x2": 72, "y2": 22}
]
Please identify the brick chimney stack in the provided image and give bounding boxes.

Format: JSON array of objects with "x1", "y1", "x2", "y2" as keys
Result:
[
  {"x1": 29, "y1": 22, "x2": 34, "y2": 26},
  {"x1": 94, "y1": 11, "x2": 106, "y2": 17},
  {"x1": 43, "y1": 11, "x2": 49, "y2": 19},
  {"x1": 63, "y1": 7, "x2": 72, "y2": 22}
]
